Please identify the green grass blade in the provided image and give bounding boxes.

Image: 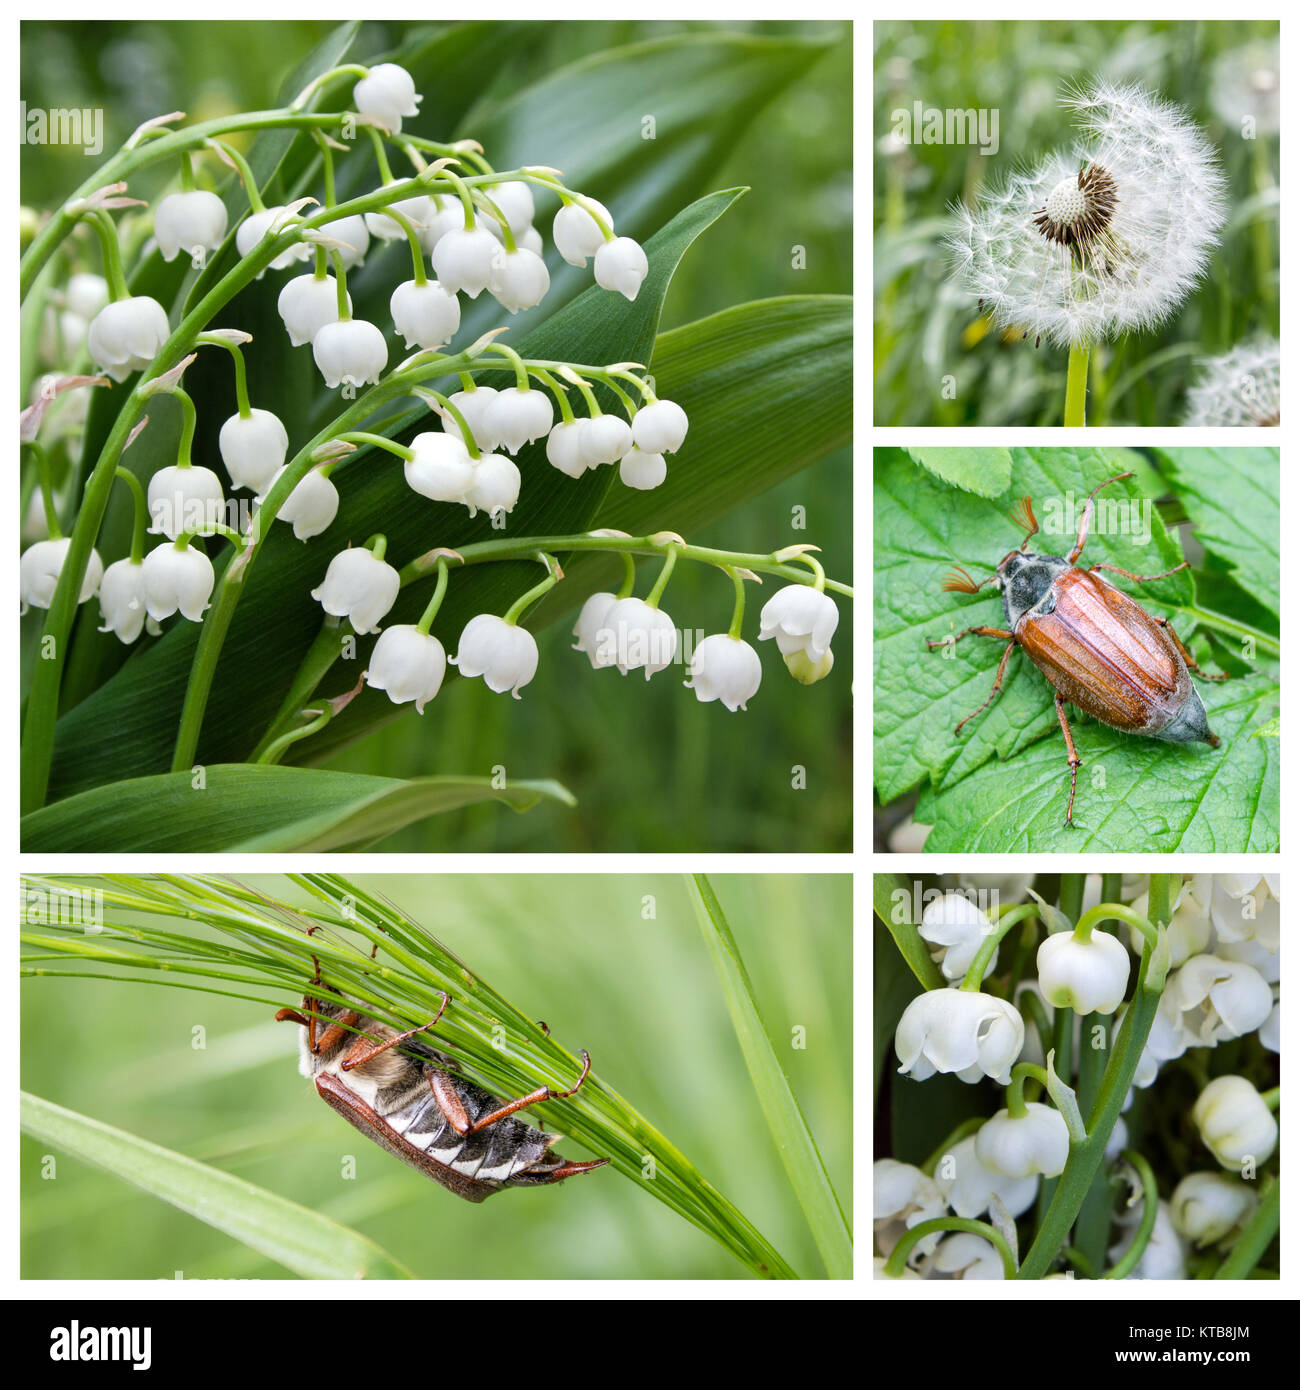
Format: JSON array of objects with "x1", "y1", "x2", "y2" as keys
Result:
[
  {"x1": 20, "y1": 1091, "x2": 414, "y2": 1279},
  {"x1": 687, "y1": 874, "x2": 853, "y2": 1279}
]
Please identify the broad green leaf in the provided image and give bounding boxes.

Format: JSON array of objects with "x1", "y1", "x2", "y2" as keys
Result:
[
  {"x1": 21, "y1": 1091, "x2": 414, "y2": 1279},
  {"x1": 1154, "y1": 447, "x2": 1280, "y2": 617},
  {"x1": 907, "y1": 446, "x2": 1012, "y2": 498},
  {"x1": 21, "y1": 765, "x2": 575, "y2": 852},
  {"x1": 872, "y1": 873, "x2": 943, "y2": 991}
]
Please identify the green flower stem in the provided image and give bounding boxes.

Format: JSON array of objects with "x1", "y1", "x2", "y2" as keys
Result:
[
  {"x1": 645, "y1": 544, "x2": 678, "y2": 608},
  {"x1": 246, "y1": 620, "x2": 353, "y2": 764},
  {"x1": 179, "y1": 151, "x2": 196, "y2": 192},
  {"x1": 511, "y1": 169, "x2": 617, "y2": 240},
  {"x1": 195, "y1": 333, "x2": 252, "y2": 418},
  {"x1": 487, "y1": 342, "x2": 532, "y2": 392},
  {"x1": 617, "y1": 550, "x2": 637, "y2": 599},
  {"x1": 88, "y1": 211, "x2": 130, "y2": 301},
  {"x1": 414, "y1": 560, "x2": 451, "y2": 636},
  {"x1": 1103, "y1": 1150, "x2": 1158, "y2": 1279},
  {"x1": 1065, "y1": 343, "x2": 1090, "y2": 426},
  {"x1": 378, "y1": 206, "x2": 427, "y2": 287},
  {"x1": 1018, "y1": 986, "x2": 1053, "y2": 1063},
  {"x1": 336, "y1": 431, "x2": 413, "y2": 462},
  {"x1": 364, "y1": 125, "x2": 395, "y2": 186},
  {"x1": 254, "y1": 707, "x2": 330, "y2": 765},
  {"x1": 1214, "y1": 1179, "x2": 1279, "y2": 1279},
  {"x1": 28, "y1": 443, "x2": 61, "y2": 539},
  {"x1": 919, "y1": 1117, "x2": 985, "y2": 1174},
  {"x1": 417, "y1": 391, "x2": 479, "y2": 457},
  {"x1": 169, "y1": 388, "x2": 198, "y2": 469},
  {"x1": 726, "y1": 567, "x2": 746, "y2": 640},
  {"x1": 113, "y1": 467, "x2": 149, "y2": 563},
  {"x1": 884, "y1": 1217, "x2": 1017, "y2": 1279},
  {"x1": 959, "y1": 903, "x2": 1039, "y2": 990},
  {"x1": 1017, "y1": 889, "x2": 1169, "y2": 1279},
  {"x1": 208, "y1": 138, "x2": 265, "y2": 212},
  {"x1": 791, "y1": 552, "x2": 827, "y2": 592},
  {"x1": 502, "y1": 554, "x2": 561, "y2": 625},
  {"x1": 1006, "y1": 1063, "x2": 1050, "y2": 1117},
  {"x1": 329, "y1": 250, "x2": 350, "y2": 319},
  {"x1": 532, "y1": 368, "x2": 574, "y2": 423},
  {"x1": 366, "y1": 534, "x2": 388, "y2": 562}
]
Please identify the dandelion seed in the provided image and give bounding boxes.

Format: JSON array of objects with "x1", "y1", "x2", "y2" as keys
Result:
[{"x1": 1183, "y1": 338, "x2": 1280, "y2": 427}]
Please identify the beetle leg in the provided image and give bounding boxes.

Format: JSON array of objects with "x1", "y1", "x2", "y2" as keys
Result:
[
  {"x1": 1089, "y1": 560, "x2": 1189, "y2": 585},
  {"x1": 338, "y1": 993, "x2": 452, "y2": 1071},
  {"x1": 927, "y1": 625, "x2": 1014, "y2": 651},
  {"x1": 1067, "y1": 471, "x2": 1134, "y2": 563},
  {"x1": 1054, "y1": 694, "x2": 1082, "y2": 828},
  {"x1": 1151, "y1": 616, "x2": 1232, "y2": 681},
  {"x1": 453, "y1": 1050, "x2": 596, "y2": 1136},
  {"x1": 949, "y1": 639, "x2": 1018, "y2": 734}
]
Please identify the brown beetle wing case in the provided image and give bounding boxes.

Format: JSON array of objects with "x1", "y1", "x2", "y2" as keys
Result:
[{"x1": 1017, "y1": 569, "x2": 1190, "y2": 734}]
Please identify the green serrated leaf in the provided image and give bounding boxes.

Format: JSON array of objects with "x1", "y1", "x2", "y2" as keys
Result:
[{"x1": 907, "y1": 446, "x2": 1012, "y2": 497}]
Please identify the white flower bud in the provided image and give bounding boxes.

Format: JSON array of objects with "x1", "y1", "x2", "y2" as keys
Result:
[
  {"x1": 684, "y1": 634, "x2": 761, "y2": 712},
  {"x1": 758, "y1": 584, "x2": 838, "y2": 662},
  {"x1": 20, "y1": 537, "x2": 103, "y2": 613},
  {"x1": 553, "y1": 197, "x2": 611, "y2": 267},
  {"x1": 546, "y1": 419, "x2": 593, "y2": 478},
  {"x1": 784, "y1": 646, "x2": 834, "y2": 684},
  {"x1": 600, "y1": 596, "x2": 678, "y2": 678},
  {"x1": 389, "y1": 278, "x2": 460, "y2": 351},
  {"x1": 364, "y1": 624, "x2": 446, "y2": 712},
  {"x1": 142, "y1": 541, "x2": 214, "y2": 621},
  {"x1": 147, "y1": 465, "x2": 226, "y2": 540},
  {"x1": 278, "y1": 273, "x2": 350, "y2": 347},
  {"x1": 932, "y1": 1134, "x2": 1037, "y2": 1218},
  {"x1": 1037, "y1": 926, "x2": 1131, "y2": 1015},
  {"x1": 218, "y1": 408, "x2": 289, "y2": 492},
  {"x1": 153, "y1": 190, "x2": 228, "y2": 264},
  {"x1": 486, "y1": 180, "x2": 535, "y2": 235},
  {"x1": 1171, "y1": 1172, "x2": 1259, "y2": 1247},
  {"x1": 465, "y1": 453, "x2": 520, "y2": 520},
  {"x1": 619, "y1": 446, "x2": 666, "y2": 490},
  {"x1": 86, "y1": 296, "x2": 171, "y2": 381},
  {"x1": 417, "y1": 197, "x2": 464, "y2": 256},
  {"x1": 404, "y1": 432, "x2": 475, "y2": 505},
  {"x1": 257, "y1": 467, "x2": 339, "y2": 542},
  {"x1": 364, "y1": 187, "x2": 435, "y2": 242},
  {"x1": 236, "y1": 205, "x2": 312, "y2": 270},
  {"x1": 975, "y1": 1103, "x2": 1070, "y2": 1179},
  {"x1": 1109, "y1": 1199, "x2": 1186, "y2": 1280},
  {"x1": 873, "y1": 1159, "x2": 945, "y2": 1261},
  {"x1": 327, "y1": 213, "x2": 371, "y2": 268},
  {"x1": 594, "y1": 235, "x2": 648, "y2": 300},
  {"x1": 312, "y1": 318, "x2": 387, "y2": 390},
  {"x1": 571, "y1": 591, "x2": 618, "y2": 668},
  {"x1": 896, "y1": 988, "x2": 1024, "y2": 1085},
  {"x1": 65, "y1": 272, "x2": 109, "y2": 320},
  {"x1": 97, "y1": 556, "x2": 148, "y2": 643},
  {"x1": 431, "y1": 226, "x2": 500, "y2": 298},
  {"x1": 451, "y1": 614, "x2": 538, "y2": 698},
  {"x1": 441, "y1": 386, "x2": 498, "y2": 451},
  {"x1": 923, "y1": 1232, "x2": 1005, "y2": 1280},
  {"x1": 584, "y1": 413, "x2": 633, "y2": 465},
  {"x1": 1167, "y1": 954, "x2": 1273, "y2": 1042},
  {"x1": 310, "y1": 547, "x2": 400, "y2": 634},
  {"x1": 353, "y1": 63, "x2": 421, "y2": 134},
  {"x1": 488, "y1": 246, "x2": 550, "y2": 313},
  {"x1": 631, "y1": 399, "x2": 689, "y2": 454},
  {"x1": 484, "y1": 386, "x2": 553, "y2": 454},
  {"x1": 919, "y1": 893, "x2": 998, "y2": 984},
  {"x1": 1192, "y1": 1075, "x2": 1278, "y2": 1169}
]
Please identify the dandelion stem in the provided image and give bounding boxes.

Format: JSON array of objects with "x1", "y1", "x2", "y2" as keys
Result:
[{"x1": 1064, "y1": 343, "x2": 1090, "y2": 426}]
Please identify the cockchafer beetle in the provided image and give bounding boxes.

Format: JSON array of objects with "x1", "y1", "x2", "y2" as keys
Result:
[
  {"x1": 928, "y1": 471, "x2": 1229, "y2": 827},
  {"x1": 275, "y1": 934, "x2": 609, "y2": 1203}
]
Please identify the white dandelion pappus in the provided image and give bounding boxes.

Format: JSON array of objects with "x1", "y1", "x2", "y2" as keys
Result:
[
  {"x1": 948, "y1": 81, "x2": 1227, "y2": 350},
  {"x1": 1183, "y1": 338, "x2": 1279, "y2": 426}
]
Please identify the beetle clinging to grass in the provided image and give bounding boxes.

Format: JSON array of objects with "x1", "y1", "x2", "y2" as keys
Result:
[{"x1": 927, "y1": 472, "x2": 1229, "y2": 827}]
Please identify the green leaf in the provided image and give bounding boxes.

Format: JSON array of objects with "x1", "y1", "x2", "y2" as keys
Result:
[
  {"x1": 907, "y1": 446, "x2": 1012, "y2": 497},
  {"x1": 21, "y1": 766, "x2": 575, "y2": 852},
  {"x1": 872, "y1": 873, "x2": 943, "y2": 991},
  {"x1": 688, "y1": 875, "x2": 851, "y2": 1280},
  {"x1": 21, "y1": 1091, "x2": 414, "y2": 1279},
  {"x1": 1154, "y1": 447, "x2": 1280, "y2": 617}
]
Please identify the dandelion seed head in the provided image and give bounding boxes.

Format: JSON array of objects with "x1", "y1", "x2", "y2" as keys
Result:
[{"x1": 1182, "y1": 338, "x2": 1280, "y2": 427}]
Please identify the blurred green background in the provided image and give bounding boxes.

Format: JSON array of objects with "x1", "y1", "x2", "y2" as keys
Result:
[
  {"x1": 22, "y1": 873, "x2": 852, "y2": 1280},
  {"x1": 21, "y1": 20, "x2": 852, "y2": 853},
  {"x1": 873, "y1": 20, "x2": 1279, "y2": 425}
]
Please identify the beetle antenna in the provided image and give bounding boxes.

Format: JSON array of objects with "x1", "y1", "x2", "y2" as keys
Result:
[
  {"x1": 941, "y1": 565, "x2": 986, "y2": 593},
  {"x1": 1010, "y1": 496, "x2": 1039, "y2": 545}
]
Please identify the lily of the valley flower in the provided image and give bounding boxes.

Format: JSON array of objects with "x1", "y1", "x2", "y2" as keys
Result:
[
  {"x1": 147, "y1": 465, "x2": 226, "y2": 540},
  {"x1": 97, "y1": 556, "x2": 149, "y2": 643},
  {"x1": 20, "y1": 537, "x2": 103, "y2": 613},
  {"x1": 922, "y1": 1233, "x2": 1005, "y2": 1281},
  {"x1": 257, "y1": 467, "x2": 339, "y2": 541},
  {"x1": 1166, "y1": 953, "x2": 1273, "y2": 1043},
  {"x1": 546, "y1": 419, "x2": 593, "y2": 478},
  {"x1": 488, "y1": 246, "x2": 550, "y2": 313},
  {"x1": 327, "y1": 214, "x2": 371, "y2": 268},
  {"x1": 895, "y1": 989, "x2": 1024, "y2": 1085},
  {"x1": 1037, "y1": 925, "x2": 1131, "y2": 1015},
  {"x1": 873, "y1": 1159, "x2": 946, "y2": 1261},
  {"x1": 278, "y1": 273, "x2": 349, "y2": 347},
  {"x1": 1108, "y1": 1198, "x2": 1187, "y2": 1280},
  {"x1": 142, "y1": 540, "x2": 214, "y2": 621},
  {"x1": 584, "y1": 413, "x2": 634, "y2": 466},
  {"x1": 404, "y1": 431, "x2": 475, "y2": 505},
  {"x1": 310, "y1": 547, "x2": 400, "y2": 634},
  {"x1": 441, "y1": 386, "x2": 498, "y2": 451},
  {"x1": 631, "y1": 399, "x2": 689, "y2": 454},
  {"x1": 593, "y1": 235, "x2": 648, "y2": 300},
  {"x1": 932, "y1": 1134, "x2": 1037, "y2": 1218},
  {"x1": 1170, "y1": 1172, "x2": 1259, "y2": 1247},
  {"x1": 758, "y1": 584, "x2": 838, "y2": 662},
  {"x1": 975, "y1": 1103, "x2": 1070, "y2": 1179},
  {"x1": 485, "y1": 180, "x2": 535, "y2": 235},
  {"x1": 619, "y1": 446, "x2": 667, "y2": 490},
  {"x1": 218, "y1": 408, "x2": 289, "y2": 492},
  {"x1": 553, "y1": 197, "x2": 612, "y2": 267},
  {"x1": 451, "y1": 614, "x2": 538, "y2": 698},
  {"x1": 784, "y1": 647, "x2": 835, "y2": 684},
  {"x1": 364, "y1": 624, "x2": 446, "y2": 712},
  {"x1": 601, "y1": 596, "x2": 678, "y2": 678},
  {"x1": 86, "y1": 296, "x2": 171, "y2": 381},
  {"x1": 154, "y1": 190, "x2": 228, "y2": 264},
  {"x1": 389, "y1": 279, "x2": 460, "y2": 351},
  {"x1": 431, "y1": 226, "x2": 500, "y2": 298},
  {"x1": 236, "y1": 205, "x2": 312, "y2": 269},
  {"x1": 465, "y1": 453, "x2": 521, "y2": 520},
  {"x1": 353, "y1": 63, "x2": 421, "y2": 134},
  {"x1": 312, "y1": 318, "x2": 387, "y2": 390},
  {"x1": 1192, "y1": 1075, "x2": 1277, "y2": 1169},
  {"x1": 486, "y1": 387, "x2": 553, "y2": 454},
  {"x1": 684, "y1": 634, "x2": 762, "y2": 712},
  {"x1": 364, "y1": 187, "x2": 434, "y2": 242},
  {"x1": 572, "y1": 591, "x2": 618, "y2": 669},
  {"x1": 919, "y1": 892, "x2": 998, "y2": 983}
]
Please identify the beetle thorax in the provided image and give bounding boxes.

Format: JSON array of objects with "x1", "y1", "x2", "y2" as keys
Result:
[{"x1": 999, "y1": 552, "x2": 1070, "y2": 630}]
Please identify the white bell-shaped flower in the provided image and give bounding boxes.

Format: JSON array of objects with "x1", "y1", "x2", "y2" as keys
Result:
[
  {"x1": 1128, "y1": 886, "x2": 1211, "y2": 967},
  {"x1": 365, "y1": 187, "x2": 435, "y2": 242},
  {"x1": 758, "y1": 584, "x2": 838, "y2": 661},
  {"x1": 619, "y1": 446, "x2": 666, "y2": 491},
  {"x1": 353, "y1": 63, "x2": 421, "y2": 133},
  {"x1": 1217, "y1": 936, "x2": 1279, "y2": 985},
  {"x1": 684, "y1": 634, "x2": 761, "y2": 712},
  {"x1": 1166, "y1": 954, "x2": 1273, "y2": 1043},
  {"x1": 364, "y1": 624, "x2": 446, "y2": 712},
  {"x1": 218, "y1": 408, "x2": 289, "y2": 492},
  {"x1": 518, "y1": 225, "x2": 544, "y2": 257},
  {"x1": 584, "y1": 413, "x2": 633, "y2": 466},
  {"x1": 327, "y1": 213, "x2": 371, "y2": 268},
  {"x1": 431, "y1": 226, "x2": 500, "y2": 298},
  {"x1": 20, "y1": 537, "x2": 103, "y2": 613},
  {"x1": 1130, "y1": 992, "x2": 1192, "y2": 1088},
  {"x1": 975, "y1": 1103, "x2": 1070, "y2": 1179},
  {"x1": 1171, "y1": 1172, "x2": 1258, "y2": 1247},
  {"x1": 919, "y1": 893, "x2": 998, "y2": 984},
  {"x1": 1037, "y1": 926, "x2": 1131, "y2": 1015},
  {"x1": 389, "y1": 279, "x2": 460, "y2": 351},
  {"x1": 1259, "y1": 999, "x2": 1280, "y2": 1053},
  {"x1": 594, "y1": 235, "x2": 648, "y2": 300},
  {"x1": 236, "y1": 205, "x2": 312, "y2": 270},
  {"x1": 546, "y1": 419, "x2": 593, "y2": 478},
  {"x1": 553, "y1": 197, "x2": 612, "y2": 267},
  {"x1": 257, "y1": 467, "x2": 339, "y2": 541},
  {"x1": 278, "y1": 273, "x2": 349, "y2": 347},
  {"x1": 154, "y1": 190, "x2": 228, "y2": 264},
  {"x1": 1109, "y1": 1199, "x2": 1187, "y2": 1280},
  {"x1": 65, "y1": 272, "x2": 109, "y2": 320},
  {"x1": 441, "y1": 386, "x2": 498, "y2": 452},
  {"x1": 572, "y1": 591, "x2": 618, "y2": 668},
  {"x1": 451, "y1": 614, "x2": 538, "y2": 698},
  {"x1": 142, "y1": 541, "x2": 214, "y2": 621},
  {"x1": 631, "y1": 399, "x2": 689, "y2": 454},
  {"x1": 86, "y1": 296, "x2": 170, "y2": 381},
  {"x1": 895, "y1": 988, "x2": 1024, "y2": 1085},
  {"x1": 922, "y1": 1232, "x2": 1006, "y2": 1280},
  {"x1": 1210, "y1": 875, "x2": 1280, "y2": 951},
  {"x1": 1192, "y1": 1075, "x2": 1278, "y2": 1169},
  {"x1": 147, "y1": 465, "x2": 226, "y2": 540},
  {"x1": 97, "y1": 556, "x2": 148, "y2": 643},
  {"x1": 600, "y1": 596, "x2": 678, "y2": 678},
  {"x1": 873, "y1": 1159, "x2": 946, "y2": 1262},
  {"x1": 486, "y1": 180, "x2": 535, "y2": 234},
  {"x1": 465, "y1": 453, "x2": 521, "y2": 520},
  {"x1": 417, "y1": 197, "x2": 465, "y2": 256},
  {"x1": 312, "y1": 318, "x2": 387, "y2": 390},
  {"x1": 932, "y1": 1134, "x2": 1037, "y2": 1218},
  {"x1": 311, "y1": 547, "x2": 401, "y2": 635},
  {"x1": 488, "y1": 246, "x2": 550, "y2": 313},
  {"x1": 404, "y1": 431, "x2": 475, "y2": 505},
  {"x1": 485, "y1": 387, "x2": 553, "y2": 455}
]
